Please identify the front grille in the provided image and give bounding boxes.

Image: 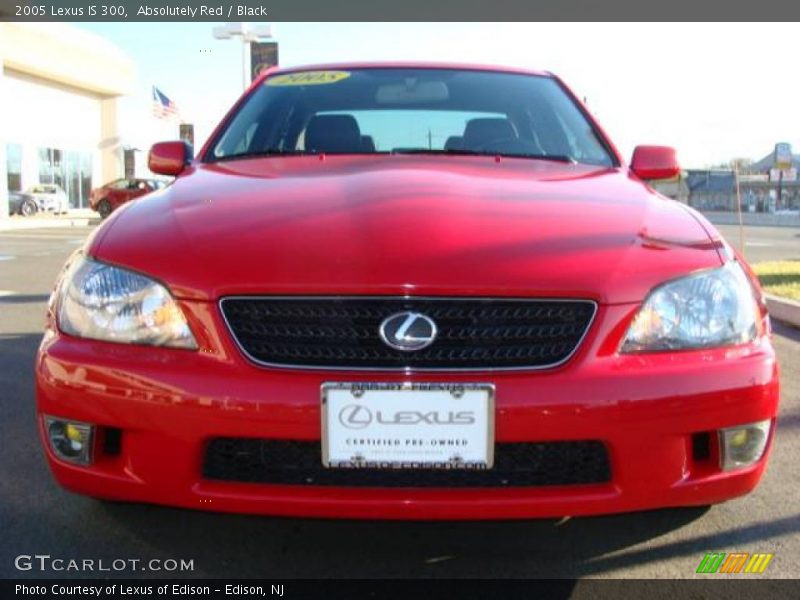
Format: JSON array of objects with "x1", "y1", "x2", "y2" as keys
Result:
[
  {"x1": 203, "y1": 439, "x2": 611, "y2": 488},
  {"x1": 220, "y1": 297, "x2": 596, "y2": 370}
]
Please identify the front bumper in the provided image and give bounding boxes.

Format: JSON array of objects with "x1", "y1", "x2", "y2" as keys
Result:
[{"x1": 35, "y1": 303, "x2": 780, "y2": 520}]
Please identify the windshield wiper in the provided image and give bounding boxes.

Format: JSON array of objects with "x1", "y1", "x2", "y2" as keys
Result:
[
  {"x1": 212, "y1": 149, "x2": 320, "y2": 162},
  {"x1": 392, "y1": 148, "x2": 485, "y2": 156},
  {"x1": 391, "y1": 149, "x2": 576, "y2": 163},
  {"x1": 214, "y1": 148, "x2": 577, "y2": 164}
]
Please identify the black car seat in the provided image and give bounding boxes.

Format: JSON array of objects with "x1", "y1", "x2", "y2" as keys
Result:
[
  {"x1": 444, "y1": 136, "x2": 464, "y2": 151},
  {"x1": 305, "y1": 115, "x2": 363, "y2": 153},
  {"x1": 462, "y1": 118, "x2": 517, "y2": 150},
  {"x1": 361, "y1": 136, "x2": 376, "y2": 152}
]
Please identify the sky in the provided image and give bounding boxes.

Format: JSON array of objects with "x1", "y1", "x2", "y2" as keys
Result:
[{"x1": 76, "y1": 22, "x2": 797, "y2": 167}]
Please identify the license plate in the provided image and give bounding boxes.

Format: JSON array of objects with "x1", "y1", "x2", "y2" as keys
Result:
[{"x1": 321, "y1": 383, "x2": 495, "y2": 469}]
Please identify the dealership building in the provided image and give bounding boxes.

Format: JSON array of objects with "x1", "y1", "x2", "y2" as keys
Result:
[{"x1": 0, "y1": 23, "x2": 135, "y2": 217}]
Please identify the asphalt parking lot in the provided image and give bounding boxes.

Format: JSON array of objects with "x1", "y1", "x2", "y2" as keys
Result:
[
  {"x1": 0, "y1": 224, "x2": 798, "y2": 580},
  {"x1": 716, "y1": 223, "x2": 800, "y2": 264}
]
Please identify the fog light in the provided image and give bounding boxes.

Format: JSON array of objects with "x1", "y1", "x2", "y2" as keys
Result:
[
  {"x1": 45, "y1": 417, "x2": 94, "y2": 465},
  {"x1": 719, "y1": 420, "x2": 771, "y2": 471}
]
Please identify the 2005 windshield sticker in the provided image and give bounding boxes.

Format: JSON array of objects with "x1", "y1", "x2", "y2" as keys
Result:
[{"x1": 266, "y1": 71, "x2": 351, "y2": 86}]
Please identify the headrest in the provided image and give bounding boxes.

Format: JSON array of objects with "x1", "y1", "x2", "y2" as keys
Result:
[
  {"x1": 444, "y1": 136, "x2": 464, "y2": 151},
  {"x1": 463, "y1": 118, "x2": 517, "y2": 148},
  {"x1": 305, "y1": 114, "x2": 362, "y2": 153},
  {"x1": 361, "y1": 135, "x2": 376, "y2": 152}
]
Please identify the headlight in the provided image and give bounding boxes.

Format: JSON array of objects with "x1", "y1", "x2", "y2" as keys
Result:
[
  {"x1": 621, "y1": 262, "x2": 758, "y2": 352},
  {"x1": 57, "y1": 256, "x2": 197, "y2": 349}
]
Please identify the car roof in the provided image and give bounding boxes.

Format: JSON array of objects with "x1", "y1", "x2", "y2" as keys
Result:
[{"x1": 256, "y1": 62, "x2": 553, "y2": 82}]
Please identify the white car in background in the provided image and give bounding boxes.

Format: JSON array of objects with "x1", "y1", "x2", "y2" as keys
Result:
[{"x1": 26, "y1": 184, "x2": 69, "y2": 214}]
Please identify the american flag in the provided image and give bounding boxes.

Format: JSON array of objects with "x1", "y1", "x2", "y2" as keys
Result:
[{"x1": 152, "y1": 86, "x2": 180, "y2": 120}]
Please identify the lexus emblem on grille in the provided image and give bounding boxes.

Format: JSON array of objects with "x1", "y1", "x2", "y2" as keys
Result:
[{"x1": 379, "y1": 311, "x2": 438, "y2": 351}]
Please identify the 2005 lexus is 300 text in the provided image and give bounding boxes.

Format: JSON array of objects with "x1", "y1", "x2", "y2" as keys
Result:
[{"x1": 36, "y1": 64, "x2": 780, "y2": 519}]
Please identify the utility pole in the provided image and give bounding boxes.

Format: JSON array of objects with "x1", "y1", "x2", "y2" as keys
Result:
[
  {"x1": 773, "y1": 142, "x2": 793, "y2": 212},
  {"x1": 734, "y1": 162, "x2": 745, "y2": 258}
]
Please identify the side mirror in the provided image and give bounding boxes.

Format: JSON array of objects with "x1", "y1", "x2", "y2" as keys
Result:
[
  {"x1": 148, "y1": 141, "x2": 193, "y2": 176},
  {"x1": 630, "y1": 146, "x2": 680, "y2": 181}
]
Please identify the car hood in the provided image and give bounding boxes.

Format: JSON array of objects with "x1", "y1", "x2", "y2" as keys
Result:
[{"x1": 90, "y1": 155, "x2": 723, "y2": 304}]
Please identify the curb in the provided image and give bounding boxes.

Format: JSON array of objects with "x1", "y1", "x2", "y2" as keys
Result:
[
  {"x1": 702, "y1": 211, "x2": 800, "y2": 228},
  {"x1": 766, "y1": 294, "x2": 800, "y2": 330},
  {"x1": 0, "y1": 217, "x2": 99, "y2": 232}
]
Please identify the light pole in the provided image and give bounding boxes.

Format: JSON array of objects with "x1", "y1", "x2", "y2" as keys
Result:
[{"x1": 212, "y1": 23, "x2": 273, "y2": 91}]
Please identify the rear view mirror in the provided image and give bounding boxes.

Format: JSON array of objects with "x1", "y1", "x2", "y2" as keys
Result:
[
  {"x1": 148, "y1": 141, "x2": 193, "y2": 176},
  {"x1": 630, "y1": 146, "x2": 680, "y2": 181},
  {"x1": 375, "y1": 80, "x2": 449, "y2": 104}
]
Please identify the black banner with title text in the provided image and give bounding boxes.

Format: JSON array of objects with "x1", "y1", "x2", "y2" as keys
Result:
[
  {"x1": 5, "y1": 579, "x2": 800, "y2": 600},
  {"x1": 1, "y1": 0, "x2": 800, "y2": 21}
]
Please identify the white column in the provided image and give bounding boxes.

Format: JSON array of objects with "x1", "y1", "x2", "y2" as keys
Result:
[
  {"x1": 0, "y1": 26, "x2": 9, "y2": 221},
  {"x1": 100, "y1": 97, "x2": 122, "y2": 185}
]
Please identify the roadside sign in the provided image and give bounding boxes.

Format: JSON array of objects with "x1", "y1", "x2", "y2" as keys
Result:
[
  {"x1": 774, "y1": 143, "x2": 793, "y2": 170},
  {"x1": 124, "y1": 149, "x2": 135, "y2": 179},
  {"x1": 180, "y1": 123, "x2": 195, "y2": 147},
  {"x1": 770, "y1": 168, "x2": 797, "y2": 182},
  {"x1": 251, "y1": 41, "x2": 279, "y2": 82}
]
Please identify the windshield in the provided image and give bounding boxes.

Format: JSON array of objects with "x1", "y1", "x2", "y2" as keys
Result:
[{"x1": 209, "y1": 68, "x2": 615, "y2": 166}]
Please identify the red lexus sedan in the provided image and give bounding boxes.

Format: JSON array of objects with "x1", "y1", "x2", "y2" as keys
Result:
[
  {"x1": 36, "y1": 63, "x2": 780, "y2": 519},
  {"x1": 89, "y1": 178, "x2": 165, "y2": 219}
]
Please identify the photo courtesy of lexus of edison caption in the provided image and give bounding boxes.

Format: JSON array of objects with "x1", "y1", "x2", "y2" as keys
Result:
[{"x1": 37, "y1": 63, "x2": 780, "y2": 519}]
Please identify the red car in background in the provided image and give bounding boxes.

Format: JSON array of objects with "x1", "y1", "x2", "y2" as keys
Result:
[
  {"x1": 89, "y1": 178, "x2": 165, "y2": 218},
  {"x1": 37, "y1": 63, "x2": 779, "y2": 519}
]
